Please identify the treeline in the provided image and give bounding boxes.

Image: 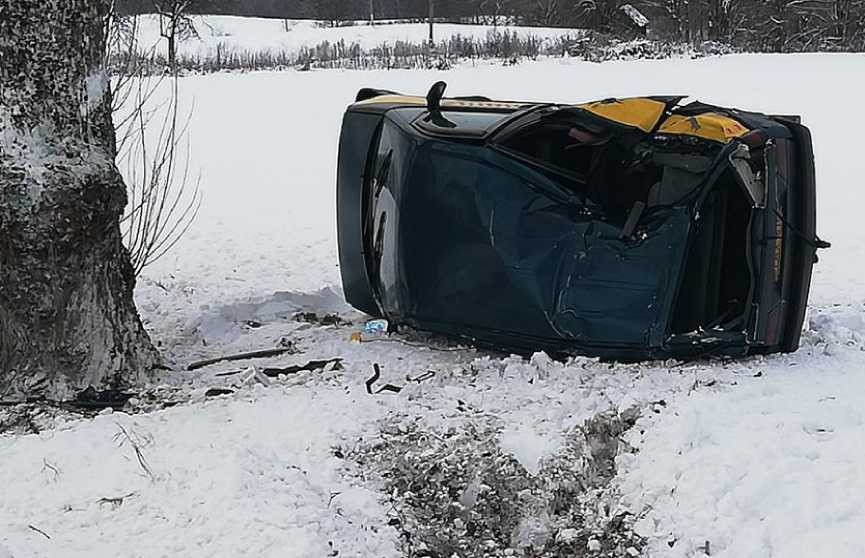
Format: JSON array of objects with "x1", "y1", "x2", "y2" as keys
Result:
[
  {"x1": 117, "y1": 1, "x2": 482, "y2": 21},
  {"x1": 118, "y1": 0, "x2": 865, "y2": 52}
]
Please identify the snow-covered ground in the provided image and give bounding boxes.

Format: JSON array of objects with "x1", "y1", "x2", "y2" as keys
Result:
[
  {"x1": 133, "y1": 15, "x2": 580, "y2": 60},
  {"x1": 3, "y1": 47, "x2": 865, "y2": 558}
]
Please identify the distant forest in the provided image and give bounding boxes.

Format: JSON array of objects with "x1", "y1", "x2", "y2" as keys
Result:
[{"x1": 118, "y1": 0, "x2": 865, "y2": 52}]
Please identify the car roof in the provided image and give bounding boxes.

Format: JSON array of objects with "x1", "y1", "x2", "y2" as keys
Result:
[
  {"x1": 353, "y1": 93, "x2": 758, "y2": 144},
  {"x1": 354, "y1": 94, "x2": 529, "y2": 111}
]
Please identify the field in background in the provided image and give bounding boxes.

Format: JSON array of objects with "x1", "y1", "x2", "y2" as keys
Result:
[
  {"x1": 135, "y1": 15, "x2": 577, "y2": 54},
  {"x1": 124, "y1": 15, "x2": 729, "y2": 72},
  {"x1": 128, "y1": 15, "x2": 577, "y2": 71}
]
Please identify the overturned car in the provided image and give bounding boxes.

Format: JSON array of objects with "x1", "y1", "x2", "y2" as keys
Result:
[{"x1": 337, "y1": 83, "x2": 826, "y2": 359}]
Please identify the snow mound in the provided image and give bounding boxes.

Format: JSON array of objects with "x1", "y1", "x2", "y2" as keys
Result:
[{"x1": 618, "y1": 344, "x2": 865, "y2": 558}]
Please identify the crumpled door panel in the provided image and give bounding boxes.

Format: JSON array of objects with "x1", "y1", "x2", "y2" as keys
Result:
[
  {"x1": 548, "y1": 210, "x2": 689, "y2": 346},
  {"x1": 388, "y1": 140, "x2": 689, "y2": 350}
]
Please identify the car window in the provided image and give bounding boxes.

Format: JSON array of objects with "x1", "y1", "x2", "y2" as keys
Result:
[
  {"x1": 499, "y1": 117, "x2": 609, "y2": 182},
  {"x1": 498, "y1": 114, "x2": 672, "y2": 224}
]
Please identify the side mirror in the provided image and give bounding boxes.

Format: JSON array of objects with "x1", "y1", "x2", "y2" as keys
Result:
[
  {"x1": 423, "y1": 81, "x2": 455, "y2": 129},
  {"x1": 426, "y1": 81, "x2": 447, "y2": 112}
]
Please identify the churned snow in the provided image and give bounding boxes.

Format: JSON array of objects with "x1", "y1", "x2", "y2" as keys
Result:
[{"x1": 2, "y1": 17, "x2": 865, "y2": 557}]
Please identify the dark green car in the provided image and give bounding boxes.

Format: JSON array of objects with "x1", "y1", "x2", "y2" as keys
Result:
[{"x1": 337, "y1": 83, "x2": 826, "y2": 359}]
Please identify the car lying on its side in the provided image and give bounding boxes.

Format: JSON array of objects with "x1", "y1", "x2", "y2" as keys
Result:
[{"x1": 336, "y1": 83, "x2": 826, "y2": 360}]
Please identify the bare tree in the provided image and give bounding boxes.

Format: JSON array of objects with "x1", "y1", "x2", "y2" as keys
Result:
[
  {"x1": 118, "y1": 76, "x2": 202, "y2": 276},
  {"x1": 317, "y1": 0, "x2": 350, "y2": 27},
  {"x1": 153, "y1": 0, "x2": 197, "y2": 68},
  {"x1": 0, "y1": 0, "x2": 159, "y2": 399},
  {"x1": 475, "y1": 1, "x2": 507, "y2": 24},
  {"x1": 109, "y1": 13, "x2": 202, "y2": 276},
  {"x1": 429, "y1": 0, "x2": 436, "y2": 43},
  {"x1": 533, "y1": 0, "x2": 561, "y2": 26}
]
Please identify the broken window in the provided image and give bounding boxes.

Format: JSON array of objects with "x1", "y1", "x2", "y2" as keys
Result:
[
  {"x1": 497, "y1": 111, "x2": 761, "y2": 337},
  {"x1": 497, "y1": 114, "x2": 661, "y2": 224}
]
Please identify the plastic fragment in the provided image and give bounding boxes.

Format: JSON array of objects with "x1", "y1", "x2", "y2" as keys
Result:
[{"x1": 363, "y1": 319, "x2": 389, "y2": 336}]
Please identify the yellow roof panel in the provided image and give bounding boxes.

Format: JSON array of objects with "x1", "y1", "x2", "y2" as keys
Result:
[
  {"x1": 658, "y1": 113, "x2": 750, "y2": 143},
  {"x1": 356, "y1": 94, "x2": 753, "y2": 144},
  {"x1": 577, "y1": 97, "x2": 667, "y2": 133}
]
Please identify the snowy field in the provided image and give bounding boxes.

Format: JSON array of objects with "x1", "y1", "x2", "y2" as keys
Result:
[
  {"x1": 3, "y1": 49, "x2": 865, "y2": 558},
  {"x1": 133, "y1": 14, "x2": 580, "y2": 59}
]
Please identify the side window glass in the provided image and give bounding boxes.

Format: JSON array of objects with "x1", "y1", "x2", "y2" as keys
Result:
[
  {"x1": 499, "y1": 116, "x2": 665, "y2": 224},
  {"x1": 500, "y1": 119, "x2": 609, "y2": 182}
]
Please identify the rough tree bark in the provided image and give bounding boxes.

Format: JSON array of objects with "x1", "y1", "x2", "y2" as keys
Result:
[{"x1": 0, "y1": 0, "x2": 159, "y2": 399}]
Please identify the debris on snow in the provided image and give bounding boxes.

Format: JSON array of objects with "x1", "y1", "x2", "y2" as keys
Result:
[
  {"x1": 186, "y1": 345, "x2": 300, "y2": 371},
  {"x1": 365, "y1": 363, "x2": 404, "y2": 395},
  {"x1": 293, "y1": 311, "x2": 351, "y2": 327}
]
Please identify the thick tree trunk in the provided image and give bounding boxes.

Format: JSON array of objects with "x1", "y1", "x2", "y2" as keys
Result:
[{"x1": 0, "y1": 0, "x2": 159, "y2": 399}]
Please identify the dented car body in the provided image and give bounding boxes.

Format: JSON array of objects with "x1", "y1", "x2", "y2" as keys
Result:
[{"x1": 337, "y1": 84, "x2": 823, "y2": 359}]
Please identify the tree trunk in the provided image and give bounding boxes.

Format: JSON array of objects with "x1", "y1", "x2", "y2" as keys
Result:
[
  {"x1": 0, "y1": 0, "x2": 159, "y2": 399},
  {"x1": 429, "y1": 0, "x2": 435, "y2": 43},
  {"x1": 168, "y1": 28, "x2": 177, "y2": 69}
]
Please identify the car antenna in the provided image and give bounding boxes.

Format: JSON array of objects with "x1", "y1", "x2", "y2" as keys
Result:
[{"x1": 425, "y1": 81, "x2": 456, "y2": 128}]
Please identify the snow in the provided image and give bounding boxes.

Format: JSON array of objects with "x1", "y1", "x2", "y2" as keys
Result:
[
  {"x1": 0, "y1": 383, "x2": 398, "y2": 558},
  {"x1": 3, "y1": 33, "x2": 865, "y2": 558},
  {"x1": 621, "y1": 4, "x2": 649, "y2": 29},
  {"x1": 499, "y1": 424, "x2": 562, "y2": 476},
  {"x1": 620, "y1": 324, "x2": 865, "y2": 558},
  {"x1": 133, "y1": 15, "x2": 581, "y2": 60},
  {"x1": 83, "y1": 71, "x2": 108, "y2": 111},
  {"x1": 0, "y1": 122, "x2": 114, "y2": 213}
]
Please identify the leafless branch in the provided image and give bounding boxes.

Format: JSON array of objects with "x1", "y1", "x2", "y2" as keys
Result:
[
  {"x1": 108, "y1": 10, "x2": 202, "y2": 277},
  {"x1": 28, "y1": 525, "x2": 51, "y2": 540},
  {"x1": 113, "y1": 423, "x2": 155, "y2": 480}
]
